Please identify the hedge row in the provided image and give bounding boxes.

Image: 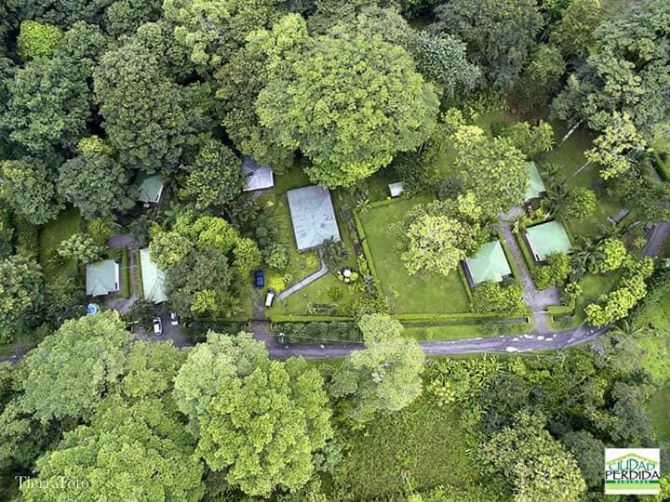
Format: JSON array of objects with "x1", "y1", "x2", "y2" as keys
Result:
[
  {"x1": 352, "y1": 210, "x2": 384, "y2": 296},
  {"x1": 497, "y1": 231, "x2": 523, "y2": 282},
  {"x1": 457, "y1": 265, "x2": 474, "y2": 301},
  {"x1": 269, "y1": 314, "x2": 355, "y2": 323},
  {"x1": 514, "y1": 230, "x2": 537, "y2": 272}
]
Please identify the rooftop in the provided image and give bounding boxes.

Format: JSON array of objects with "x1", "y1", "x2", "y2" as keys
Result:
[
  {"x1": 525, "y1": 220, "x2": 572, "y2": 262},
  {"x1": 86, "y1": 259, "x2": 120, "y2": 297},
  {"x1": 243, "y1": 157, "x2": 274, "y2": 192},
  {"x1": 464, "y1": 240, "x2": 512, "y2": 286},
  {"x1": 140, "y1": 248, "x2": 167, "y2": 304},
  {"x1": 524, "y1": 161, "x2": 546, "y2": 201},
  {"x1": 137, "y1": 174, "x2": 165, "y2": 204},
  {"x1": 287, "y1": 186, "x2": 341, "y2": 251}
]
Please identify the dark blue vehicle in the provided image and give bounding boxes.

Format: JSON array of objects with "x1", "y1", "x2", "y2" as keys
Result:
[{"x1": 254, "y1": 269, "x2": 265, "y2": 288}]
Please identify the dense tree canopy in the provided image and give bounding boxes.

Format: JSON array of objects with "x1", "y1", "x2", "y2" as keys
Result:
[
  {"x1": 448, "y1": 123, "x2": 528, "y2": 218},
  {"x1": 257, "y1": 31, "x2": 439, "y2": 187},
  {"x1": 19, "y1": 312, "x2": 133, "y2": 422},
  {"x1": 552, "y1": 0, "x2": 670, "y2": 136},
  {"x1": 174, "y1": 332, "x2": 332, "y2": 497},
  {"x1": 149, "y1": 213, "x2": 261, "y2": 318},
  {"x1": 330, "y1": 315, "x2": 425, "y2": 424},
  {"x1": 434, "y1": 0, "x2": 542, "y2": 90},
  {"x1": 0, "y1": 254, "x2": 43, "y2": 344}
]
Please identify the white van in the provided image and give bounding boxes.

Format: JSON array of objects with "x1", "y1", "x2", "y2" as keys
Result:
[{"x1": 265, "y1": 289, "x2": 276, "y2": 308}]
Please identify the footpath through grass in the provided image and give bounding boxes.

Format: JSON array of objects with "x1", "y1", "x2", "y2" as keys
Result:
[{"x1": 360, "y1": 198, "x2": 471, "y2": 315}]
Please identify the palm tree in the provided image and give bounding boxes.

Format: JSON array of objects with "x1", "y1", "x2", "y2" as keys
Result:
[{"x1": 608, "y1": 319, "x2": 651, "y2": 338}]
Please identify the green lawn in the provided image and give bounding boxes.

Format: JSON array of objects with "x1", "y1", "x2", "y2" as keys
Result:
[
  {"x1": 360, "y1": 198, "x2": 471, "y2": 315},
  {"x1": 403, "y1": 318, "x2": 532, "y2": 341},
  {"x1": 648, "y1": 384, "x2": 670, "y2": 441},
  {"x1": 38, "y1": 208, "x2": 82, "y2": 283},
  {"x1": 541, "y1": 126, "x2": 622, "y2": 237},
  {"x1": 331, "y1": 397, "x2": 481, "y2": 499}
]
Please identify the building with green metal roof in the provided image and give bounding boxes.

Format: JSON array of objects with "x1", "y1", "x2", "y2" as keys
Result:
[
  {"x1": 524, "y1": 161, "x2": 546, "y2": 201},
  {"x1": 463, "y1": 240, "x2": 513, "y2": 287},
  {"x1": 86, "y1": 259, "x2": 120, "y2": 297},
  {"x1": 287, "y1": 186, "x2": 341, "y2": 251},
  {"x1": 139, "y1": 248, "x2": 167, "y2": 304},
  {"x1": 136, "y1": 174, "x2": 165, "y2": 204},
  {"x1": 525, "y1": 220, "x2": 572, "y2": 262}
]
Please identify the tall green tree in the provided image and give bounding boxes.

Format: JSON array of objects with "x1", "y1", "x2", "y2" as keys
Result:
[
  {"x1": 584, "y1": 112, "x2": 646, "y2": 179},
  {"x1": 550, "y1": 0, "x2": 602, "y2": 58},
  {"x1": 174, "y1": 332, "x2": 333, "y2": 497},
  {"x1": 330, "y1": 315, "x2": 425, "y2": 424},
  {"x1": 257, "y1": 32, "x2": 439, "y2": 187},
  {"x1": 149, "y1": 214, "x2": 261, "y2": 317},
  {"x1": 24, "y1": 396, "x2": 205, "y2": 502},
  {"x1": 2, "y1": 22, "x2": 108, "y2": 155},
  {"x1": 57, "y1": 137, "x2": 134, "y2": 219},
  {"x1": 400, "y1": 194, "x2": 486, "y2": 277},
  {"x1": 482, "y1": 413, "x2": 587, "y2": 502},
  {"x1": 179, "y1": 139, "x2": 245, "y2": 211},
  {"x1": 1, "y1": 158, "x2": 62, "y2": 225},
  {"x1": 448, "y1": 124, "x2": 528, "y2": 218},
  {"x1": 411, "y1": 32, "x2": 481, "y2": 100},
  {"x1": 0, "y1": 254, "x2": 43, "y2": 344},
  {"x1": 19, "y1": 312, "x2": 133, "y2": 422},
  {"x1": 513, "y1": 44, "x2": 566, "y2": 113},
  {"x1": 94, "y1": 28, "x2": 197, "y2": 174},
  {"x1": 216, "y1": 14, "x2": 308, "y2": 171},
  {"x1": 163, "y1": 0, "x2": 280, "y2": 72},
  {"x1": 552, "y1": 0, "x2": 670, "y2": 135},
  {"x1": 16, "y1": 20, "x2": 64, "y2": 59},
  {"x1": 434, "y1": 0, "x2": 542, "y2": 90}
]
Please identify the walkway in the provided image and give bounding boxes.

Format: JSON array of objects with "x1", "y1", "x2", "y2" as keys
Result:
[
  {"x1": 277, "y1": 258, "x2": 328, "y2": 300},
  {"x1": 105, "y1": 234, "x2": 141, "y2": 314}
]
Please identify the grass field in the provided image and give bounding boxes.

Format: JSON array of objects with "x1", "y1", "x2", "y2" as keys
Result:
[
  {"x1": 648, "y1": 384, "x2": 670, "y2": 441},
  {"x1": 360, "y1": 198, "x2": 471, "y2": 315},
  {"x1": 38, "y1": 208, "x2": 81, "y2": 283},
  {"x1": 332, "y1": 398, "x2": 480, "y2": 499}
]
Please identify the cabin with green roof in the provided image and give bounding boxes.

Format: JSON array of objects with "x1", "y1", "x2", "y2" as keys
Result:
[
  {"x1": 139, "y1": 248, "x2": 167, "y2": 304},
  {"x1": 463, "y1": 240, "x2": 513, "y2": 287},
  {"x1": 86, "y1": 259, "x2": 120, "y2": 297},
  {"x1": 525, "y1": 220, "x2": 572, "y2": 262},
  {"x1": 524, "y1": 161, "x2": 546, "y2": 202},
  {"x1": 136, "y1": 174, "x2": 165, "y2": 205}
]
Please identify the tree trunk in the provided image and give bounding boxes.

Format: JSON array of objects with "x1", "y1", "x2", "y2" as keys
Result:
[
  {"x1": 559, "y1": 119, "x2": 584, "y2": 146},
  {"x1": 569, "y1": 160, "x2": 591, "y2": 181}
]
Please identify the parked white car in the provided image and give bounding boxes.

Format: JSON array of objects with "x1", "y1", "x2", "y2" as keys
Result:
[{"x1": 152, "y1": 317, "x2": 163, "y2": 336}]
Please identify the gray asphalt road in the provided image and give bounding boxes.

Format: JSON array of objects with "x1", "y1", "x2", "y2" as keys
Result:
[{"x1": 257, "y1": 325, "x2": 607, "y2": 359}]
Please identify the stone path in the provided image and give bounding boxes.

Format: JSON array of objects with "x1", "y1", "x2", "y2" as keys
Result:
[
  {"x1": 277, "y1": 258, "x2": 328, "y2": 300},
  {"x1": 105, "y1": 234, "x2": 141, "y2": 314},
  {"x1": 498, "y1": 211, "x2": 561, "y2": 334}
]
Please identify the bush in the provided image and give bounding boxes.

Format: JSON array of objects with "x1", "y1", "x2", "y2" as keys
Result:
[
  {"x1": 533, "y1": 252, "x2": 570, "y2": 289},
  {"x1": 321, "y1": 239, "x2": 349, "y2": 272},
  {"x1": 264, "y1": 243, "x2": 289, "y2": 270},
  {"x1": 470, "y1": 282, "x2": 527, "y2": 316},
  {"x1": 13, "y1": 216, "x2": 39, "y2": 258},
  {"x1": 274, "y1": 321, "x2": 362, "y2": 344},
  {"x1": 268, "y1": 275, "x2": 286, "y2": 293}
]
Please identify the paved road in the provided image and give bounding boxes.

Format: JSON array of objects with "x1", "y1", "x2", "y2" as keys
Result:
[{"x1": 259, "y1": 325, "x2": 608, "y2": 359}]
